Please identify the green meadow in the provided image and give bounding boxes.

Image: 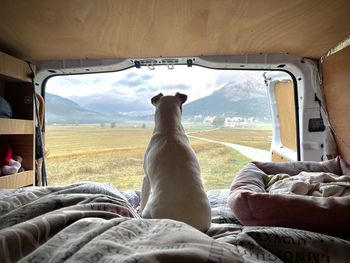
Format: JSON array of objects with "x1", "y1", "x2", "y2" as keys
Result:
[{"x1": 45, "y1": 124, "x2": 271, "y2": 191}]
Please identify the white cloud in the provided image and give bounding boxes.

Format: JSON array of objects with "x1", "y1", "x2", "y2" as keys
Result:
[{"x1": 46, "y1": 66, "x2": 267, "y2": 103}]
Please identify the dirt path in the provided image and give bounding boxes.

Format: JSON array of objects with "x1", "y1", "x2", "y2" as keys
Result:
[{"x1": 188, "y1": 135, "x2": 271, "y2": 162}]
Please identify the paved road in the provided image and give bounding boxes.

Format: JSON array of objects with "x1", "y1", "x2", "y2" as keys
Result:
[{"x1": 188, "y1": 135, "x2": 271, "y2": 162}]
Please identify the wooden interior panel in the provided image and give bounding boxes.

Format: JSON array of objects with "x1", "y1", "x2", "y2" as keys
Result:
[
  {"x1": 0, "y1": 51, "x2": 32, "y2": 82},
  {"x1": 323, "y1": 46, "x2": 350, "y2": 163},
  {"x1": 0, "y1": 119, "x2": 34, "y2": 134},
  {"x1": 0, "y1": 1, "x2": 349, "y2": 61},
  {"x1": 0, "y1": 171, "x2": 34, "y2": 188},
  {"x1": 275, "y1": 81, "x2": 297, "y2": 151},
  {"x1": 272, "y1": 151, "x2": 289, "y2": 162}
]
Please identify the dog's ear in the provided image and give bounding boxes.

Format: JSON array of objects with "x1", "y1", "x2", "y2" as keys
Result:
[
  {"x1": 151, "y1": 93, "x2": 163, "y2": 106},
  {"x1": 175, "y1": 92, "x2": 187, "y2": 104}
]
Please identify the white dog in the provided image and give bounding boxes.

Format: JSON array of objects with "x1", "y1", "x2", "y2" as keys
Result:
[{"x1": 139, "y1": 92, "x2": 211, "y2": 232}]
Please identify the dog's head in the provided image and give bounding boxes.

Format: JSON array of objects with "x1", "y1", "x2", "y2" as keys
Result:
[
  {"x1": 151, "y1": 92, "x2": 187, "y2": 108},
  {"x1": 151, "y1": 93, "x2": 188, "y2": 129}
]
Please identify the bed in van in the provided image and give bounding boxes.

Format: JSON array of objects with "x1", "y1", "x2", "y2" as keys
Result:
[{"x1": 1, "y1": 1, "x2": 350, "y2": 262}]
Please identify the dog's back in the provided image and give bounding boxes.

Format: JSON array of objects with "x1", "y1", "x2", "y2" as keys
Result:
[{"x1": 140, "y1": 93, "x2": 211, "y2": 232}]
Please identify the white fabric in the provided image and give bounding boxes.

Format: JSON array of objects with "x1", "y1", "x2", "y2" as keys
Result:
[{"x1": 267, "y1": 172, "x2": 350, "y2": 197}]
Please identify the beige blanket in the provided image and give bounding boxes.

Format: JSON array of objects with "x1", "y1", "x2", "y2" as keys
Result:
[
  {"x1": 1, "y1": 182, "x2": 350, "y2": 262},
  {"x1": 266, "y1": 172, "x2": 350, "y2": 197}
]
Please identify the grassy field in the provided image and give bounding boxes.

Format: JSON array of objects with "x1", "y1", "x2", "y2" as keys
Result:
[
  {"x1": 45, "y1": 124, "x2": 271, "y2": 191},
  {"x1": 190, "y1": 126, "x2": 272, "y2": 150}
]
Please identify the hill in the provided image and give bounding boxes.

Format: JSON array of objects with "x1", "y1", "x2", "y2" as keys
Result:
[
  {"x1": 45, "y1": 93, "x2": 115, "y2": 124},
  {"x1": 184, "y1": 79, "x2": 271, "y2": 120},
  {"x1": 70, "y1": 93, "x2": 153, "y2": 117}
]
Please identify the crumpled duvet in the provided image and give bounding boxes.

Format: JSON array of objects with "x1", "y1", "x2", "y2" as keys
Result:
[
  {"x1": 2, "y1": 182, "x2": 350, "y2": 262},
  {"x1": 266, "y1": 172, "x2": 350, "y2": 197}
]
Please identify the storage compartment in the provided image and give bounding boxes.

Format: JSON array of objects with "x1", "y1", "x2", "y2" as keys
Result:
[{"x1": 0, "y1": 51, "x2": 35, "y2": 188}]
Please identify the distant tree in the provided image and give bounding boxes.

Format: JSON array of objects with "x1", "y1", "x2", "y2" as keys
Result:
[
  {"x1": 212, "y1": 116, "x2": 225, "y2": 127},
  {"x1": 100, "y1": 123, "x2": 105, "y2": 128},
  {"x1": 141, "y1": 123, "x2": 146, "y2": 129},
  {"x1": 111, "y1": 122, "x2": 116, "y2": 128}
]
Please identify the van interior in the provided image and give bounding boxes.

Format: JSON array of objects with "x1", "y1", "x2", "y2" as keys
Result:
[{"x1": 1, "y1": 1, "x2": 350, "y2": 261}]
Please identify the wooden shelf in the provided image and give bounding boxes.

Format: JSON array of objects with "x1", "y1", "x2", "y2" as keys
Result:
[
  {"x1": 0, "y1": 52, "x2": 36, "y2": 188},
  {"x1": 0, "y1": 170, "x2": 34, "y2": 188},
  {"x1": 0, "y1": 51, "x2": 33, "y2": 82},
  {"x1": 0, "y1": 119, "x2": 34, "y2": 134}
]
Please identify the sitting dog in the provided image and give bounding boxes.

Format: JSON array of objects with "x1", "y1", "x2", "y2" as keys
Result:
[{"x1": 139, "y1": 92, "x2": 211, "y2": 232}]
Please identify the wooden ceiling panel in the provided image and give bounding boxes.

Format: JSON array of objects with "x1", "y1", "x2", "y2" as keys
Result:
[{"x1": 0, "y1": 0, "x2": 349, "y2": 61}]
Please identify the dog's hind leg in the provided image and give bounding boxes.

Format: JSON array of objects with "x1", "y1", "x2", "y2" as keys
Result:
[{"x1": 139, "y1": 175, "x2": 151, "y2": 215}]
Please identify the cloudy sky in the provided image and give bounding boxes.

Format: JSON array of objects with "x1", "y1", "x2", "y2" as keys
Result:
[{"x1": 46, "y1": 65, "x2": 267, "y2": 103}]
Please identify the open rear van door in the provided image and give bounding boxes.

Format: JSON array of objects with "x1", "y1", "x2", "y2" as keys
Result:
[
  {"x1": 265, "y1": 72, "x2": 298, "y2": 162},
  {"x1": 265, "y1": 63, "x2": 327, "y2": 163}
]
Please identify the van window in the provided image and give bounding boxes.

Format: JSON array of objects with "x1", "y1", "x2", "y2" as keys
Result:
[{"x1": 45, "y1": 66, "x2": 274, "y2": 191}]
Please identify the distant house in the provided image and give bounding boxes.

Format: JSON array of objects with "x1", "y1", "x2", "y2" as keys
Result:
[
  {"x1": 224, "y1": 117, "x2": 237, "y2": 127},
  {"x1": 224, "y1": 116, "x2": 258, "y2": 127},
  {"x1": 204, "y1": 116, "x2": 215, "y2": 124}
]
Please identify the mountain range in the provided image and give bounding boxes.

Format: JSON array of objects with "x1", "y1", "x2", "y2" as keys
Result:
[
  {"x1": 45, "y1": 93, "x2": 115, "y2": 124},
  {"x1": 183, "y1": 79, "x2": 270, "y2": 119},
  {"x1": 45, "y1": 80, "x2": 271, "y2": 124},
  {"x1": 69, "y1": 94, "x2": 152, "y2": 117}
]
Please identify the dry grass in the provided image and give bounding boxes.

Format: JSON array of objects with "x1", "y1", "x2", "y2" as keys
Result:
[
  {"x1": 45, "y1": 124, "x2": 153, "y2": 157},
  {"x1": 45, "y1": 124, "x2": 267, "y2": 191},
  {"x1": 191, "y1": 127, "x2": 272, "y2": 150}
]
